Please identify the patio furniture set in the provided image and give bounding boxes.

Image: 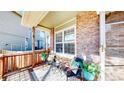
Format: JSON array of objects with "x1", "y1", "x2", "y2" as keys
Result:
[{"x1": 47, "y1": 53, "x2": 100, "y2": 81}]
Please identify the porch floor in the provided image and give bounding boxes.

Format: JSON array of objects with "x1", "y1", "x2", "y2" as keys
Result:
[
  {"x1": 5, "y1": 64, "x2": 70, "y2": 81},
  {"x1": 6, "y1": 70, "x2": 32, "y2": 81}
]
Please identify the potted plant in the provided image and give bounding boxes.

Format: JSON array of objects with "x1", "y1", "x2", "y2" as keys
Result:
[
  {"x1": 83, "y1": 62, "x2": 100, "y2": 81},
  {"x1": 41, "y1": 52, "x2": 47, "y2": 61}
]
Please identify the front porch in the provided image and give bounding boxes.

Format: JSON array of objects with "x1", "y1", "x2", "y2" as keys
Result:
[
  {"x1": 0, "y1": 11, "x2": 120, "y2": 81},
  {"x1": 0, "y1": 50, "x2": 82, "y2": 81},
  {"x1": 0, "y1": 11, "x2": 107, "y2": 81}
]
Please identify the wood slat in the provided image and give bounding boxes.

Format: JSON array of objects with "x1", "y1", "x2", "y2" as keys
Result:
[
  {"x1": 11, "y1": 57, "x2": 13, "y2": 72},
  {"x1": 13, "y1": 56, "x2": 16, "y2": 71},
  {"x1": 5, "y1": 57, "x2": 8, "y2": 74},
  {"x1": 0, "y1": 49, "x2": 50, "y2": 78}
]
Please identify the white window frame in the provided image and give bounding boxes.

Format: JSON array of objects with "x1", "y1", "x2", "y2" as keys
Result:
[{"x1": 54, "y1": 25, "x2": 76, "y2": 58}]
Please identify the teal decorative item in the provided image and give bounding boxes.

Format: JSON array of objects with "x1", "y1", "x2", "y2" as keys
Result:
[
  {"x1": 71, "y1": 60, "x2": 79, "y2": 69},
  {"x1": 83, "y1": 70, "x2": 95, "y2": 81},
  {"x1": 83, "y1": 62, "x2": 100, "y2": 81}
]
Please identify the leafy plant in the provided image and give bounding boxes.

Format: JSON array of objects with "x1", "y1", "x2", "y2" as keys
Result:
[
  {"x1": 83, "y1": 62, "x2": 100, "y2": 78},
  {"x1": 41, "y1": 52, "x2": 46, "y2": 61}
]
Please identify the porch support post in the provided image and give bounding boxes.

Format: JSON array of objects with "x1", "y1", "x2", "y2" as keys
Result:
[
  {"x1": 1, "y1": 56, "x2": 4, "y2": 80},
  {"x1": 50, "y1": 28, "x2": 54, "y2": 51},
  {"x1": 32, "y1": 27, "x2": 36, "y2": 67},
  {"x1": 99, "y1": 11, "x2": 106, "y2": 81}
]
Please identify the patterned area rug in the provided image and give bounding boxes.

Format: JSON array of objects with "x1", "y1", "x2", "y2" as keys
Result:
[{"x1": 33, "y1": 65, "x2": 67, "y2": 81}]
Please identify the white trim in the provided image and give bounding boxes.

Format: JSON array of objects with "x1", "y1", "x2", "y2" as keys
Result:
[
  {"x1": 106, "y1": 21, "x2": 124, "y2": 25},
  {"x1": 54, "y1": 28, "x2": 56, "y2": 52},
  {"x1": 55, "y1": 53, "x2": 75, "y2": 59},
  {"x1": 37, "y1": 25, "x2": 51, "y2": 32},
  {"x1": 55, "y1": 17, "x2": 76, "y2": 29},
  {"x1": 100, "y1": 11, "x2": 106, "y2": 81},
  {"x1": 54, "y1": 25, "x2": 76, "y2": 56},
  {"x1": 55, "y1": 25, "x2": 76, "y2": 33}
]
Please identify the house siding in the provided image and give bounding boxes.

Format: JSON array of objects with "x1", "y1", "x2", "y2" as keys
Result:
[
  {"x1": 106, "y1": 11, "x2": 124, "y2": 23},
  {"x1": 106, "y1": 11, "x2": 124, "y2": 80},
  {"x1": 0, "y1": 11, "x2": 32, "y2": 51}
]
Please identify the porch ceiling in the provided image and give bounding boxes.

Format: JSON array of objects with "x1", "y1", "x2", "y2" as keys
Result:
[
  {"x1": 39, "y1": 11, "x2": 80, "y2": 28},
  {"x1": 21, "y1": 11, "x2": 80, "y2": 29},
  {"x1": 21, "y1": 11, "x2": 49, "y2": 28},
  {"x1": 21, "y1": 11, "x2": 112, "y2": 29}
]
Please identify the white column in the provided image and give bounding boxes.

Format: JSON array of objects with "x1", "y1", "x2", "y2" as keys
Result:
[{"x1": 100, "y1": 11, "x2": 106, "y2": 81}]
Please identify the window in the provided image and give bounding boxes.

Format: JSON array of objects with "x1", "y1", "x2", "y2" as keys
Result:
[
  {"x1": 64, "y1": 43, "x2": 75, "y2": 54},
  {"x1": 56, "y1": 32, "x2": 62, "y2": 42},
  {"x1": 56, "y1": 32, "x2": 63, "y2": 53},
  {"x1": 55, "y1": 26, "x2": 75, "y2": 55},
  {"x1": 56, "y1": 43, "x2": 63, "y2": 53},
  {"x1": 64, "y1": 28, "x2": 74, "y2": 41}
]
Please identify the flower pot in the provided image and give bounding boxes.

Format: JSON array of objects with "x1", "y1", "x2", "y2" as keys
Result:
[{"x1": 83, "y1": 70, "x2": 95, "y2": 81}]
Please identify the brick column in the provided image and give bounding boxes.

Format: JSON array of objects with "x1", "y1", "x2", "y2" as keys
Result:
[{"x1": 76, "y1": 11, "x2": 99, "y2": 59}]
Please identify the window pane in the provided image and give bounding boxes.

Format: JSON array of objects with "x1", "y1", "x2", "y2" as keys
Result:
[
  {"x1": 56, "y1": 32, "x2": 62, "y2": 42},
  {"x1": 64, "y1": 28, "x2": 74, "y2": 41},
  {"x1": 64, "y1": 43, "x2": 75, "y2": 54},
  {"x1": 56, "y1": 43, "x2": 63, "y2": 53}
]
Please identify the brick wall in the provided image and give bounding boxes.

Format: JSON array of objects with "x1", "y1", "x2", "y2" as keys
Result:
[
  {"x1": 76, "y1": 11, "x2": 100, "y2": 62},
  {"x1": 105, "y1": 11, "x2": 124, "y2": 80}
]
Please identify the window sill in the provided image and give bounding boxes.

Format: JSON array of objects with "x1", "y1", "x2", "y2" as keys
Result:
[{"x1": 55, "y1": 53, "x2": 75, "y2": 59}]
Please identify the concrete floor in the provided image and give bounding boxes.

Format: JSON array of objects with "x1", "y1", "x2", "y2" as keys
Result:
[
  {"x1": 6, "y1": 70, "x2": 32, "y2": 81},
  {"x1": 6, "y1": 65, "x2": 67, "y2": 81}
]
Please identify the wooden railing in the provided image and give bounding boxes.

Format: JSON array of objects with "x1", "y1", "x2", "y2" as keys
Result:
[{"x1": 0, "y1": 49, "x2": 50, "y2": 79}]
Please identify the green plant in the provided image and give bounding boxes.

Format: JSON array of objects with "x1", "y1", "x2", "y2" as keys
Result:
[
  {"x1": 83, "y1": 62, "x2": 100, "y2": 78},
  {"x1": 41, "y1": 52, "x2": 46, "y2": 61}
]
